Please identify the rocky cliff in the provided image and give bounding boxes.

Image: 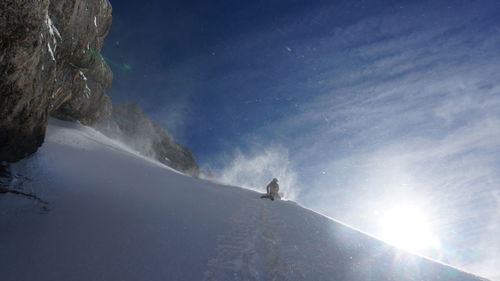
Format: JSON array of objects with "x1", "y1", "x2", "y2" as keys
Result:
[
  {"x1": 95, "y1": 103, "x2": 200, "y2": 177},
  {"x1": 0, "y1": 0, "x2": 113, "y2": 162}
]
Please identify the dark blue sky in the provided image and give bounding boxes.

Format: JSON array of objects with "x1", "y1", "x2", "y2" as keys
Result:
[
  {"x1": 103, "y1": 0, "x2": 500, "y2": 278},
  {"x1": 103, "y1": 0, "x2": 407, "y2": 161}
]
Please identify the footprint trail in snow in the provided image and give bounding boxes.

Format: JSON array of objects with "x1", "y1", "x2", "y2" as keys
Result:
[{"x1": 204, "y1": 198, "x2": 304, "y2": 281}]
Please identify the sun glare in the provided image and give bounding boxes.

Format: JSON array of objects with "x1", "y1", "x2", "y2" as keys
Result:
[{"x1": 379, "y1": 204, "x2": 441, "y2": 253}]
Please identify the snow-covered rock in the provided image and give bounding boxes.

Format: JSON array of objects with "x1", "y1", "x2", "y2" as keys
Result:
[{"x1": 0, "y1": 119, "x2": 488, "y2": 281}]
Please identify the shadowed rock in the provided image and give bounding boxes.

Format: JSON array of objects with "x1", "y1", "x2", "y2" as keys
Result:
[
  {"x1": 0, "y1": 0, "x2": 113, "y2": 162},
  {"x1": 95, "y1": 103, "x2": 200, "y2": 177}
]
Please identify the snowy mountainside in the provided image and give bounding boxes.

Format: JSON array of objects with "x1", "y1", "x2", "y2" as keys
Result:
[{"x1": 0, "y1": 119, "x2": 488, "y2": 281}]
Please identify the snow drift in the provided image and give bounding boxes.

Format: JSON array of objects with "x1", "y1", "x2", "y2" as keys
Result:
[{"x1": 0, "y1": 119, "x2": 488, "y2": 281}]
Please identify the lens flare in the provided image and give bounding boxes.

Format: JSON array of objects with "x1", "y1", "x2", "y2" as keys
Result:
[{"x1": 88, "y1": 49, "x2": 132, "y2": 71}]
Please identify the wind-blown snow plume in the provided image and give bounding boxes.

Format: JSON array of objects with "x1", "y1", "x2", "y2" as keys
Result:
[
  {"x1": 214, "y1": 146, "x2": 298, "y2": 200},
  {"x1": 94, "y1": 102, "x2": 199, "y2": 176}
]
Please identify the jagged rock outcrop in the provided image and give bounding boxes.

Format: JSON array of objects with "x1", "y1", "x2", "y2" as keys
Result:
[
  {"x1": 0, "y1": 0, "x2": 113, "y2": 162},
  {"x1": 95, "y1": 103, "x2": 200, "y2": 177}
]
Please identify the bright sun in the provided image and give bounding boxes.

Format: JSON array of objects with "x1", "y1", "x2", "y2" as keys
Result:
[{"x1": 379, "y1": 204, "x2": 441, "y2": 253}]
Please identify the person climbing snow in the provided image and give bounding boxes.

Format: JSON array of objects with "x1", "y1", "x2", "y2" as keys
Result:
[{"x1": 261, "y1": 178, "x2": 280, "y2": 201}]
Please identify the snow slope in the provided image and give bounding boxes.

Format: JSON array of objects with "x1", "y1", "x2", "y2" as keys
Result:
[{"x1": 0, "y1": 119, "x2": 488, "y2": 281}]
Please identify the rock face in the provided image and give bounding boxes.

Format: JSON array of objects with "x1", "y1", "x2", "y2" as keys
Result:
[
  {"x1": 95, "y1": 103, "x2": 200, "y2": 177},
  {"x1": 0, "y1": 0, "x2": 113, "y2": 162}
]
